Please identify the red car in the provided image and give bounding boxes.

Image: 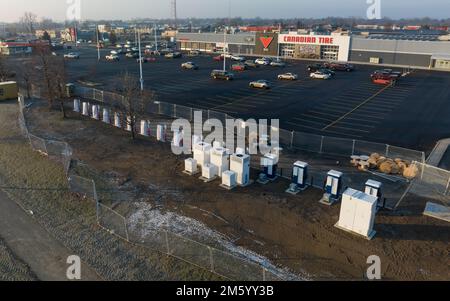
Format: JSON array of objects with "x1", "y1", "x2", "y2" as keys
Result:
[
  {"x1": 231, "y1": 64, "x2": 246, "y2": 71},
  {"x1": 213, "y1": 55, "x2": 224, "y2": 61}
]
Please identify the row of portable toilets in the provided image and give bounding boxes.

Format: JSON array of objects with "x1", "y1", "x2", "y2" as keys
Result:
[
  {"x1": 73, "y1": 99, "x2": 169, "y2": 142},
  {"x1": 74, "y1": 98, "x2": 382, "y2": 240}
]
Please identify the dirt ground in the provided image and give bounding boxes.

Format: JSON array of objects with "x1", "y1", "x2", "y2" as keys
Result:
[{"x1": 26, "y1": 101, "x2": 449, "y2": 280}]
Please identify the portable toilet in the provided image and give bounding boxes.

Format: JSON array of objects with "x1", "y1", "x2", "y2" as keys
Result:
[
  {"x1": 140, "y1": 120, "x2": 149, "y2": 136},
  {"x1": 92, "y1": 105, "x2": 99, "y2": 120},
  {"x1": 173, "y1": 129, "x2": 183, "y2": 147},
  {"x1": 102, "y1": 108, "x2": 110, "y2": 123},
  {"x1": 193, "y1": 142, "x2": 211, "y2": 167},
  {"x1": 157, "y1": 124, "x2": 166, "y2": 141},
  {"x1": 73, "y1": 99, "x2": 80, "y2": 113},
  {"x1": 230, "y1": 153, "x2": 251, "y2": 186},
  {"x1": 211, "y1": 147, "x2": 230, "y2": 178},
  {"x1": 82, "y1": 102, "x2": 89, "y2": 116},
  {"x1": 114, "y1": 112, "x2": 121, "y2": 128},
  {"x1": 320, "y1": 170, "x2": 343, "y2": 205},
  {"x1": 221, "y1": 170, "x2": 237, "y2": 190}
]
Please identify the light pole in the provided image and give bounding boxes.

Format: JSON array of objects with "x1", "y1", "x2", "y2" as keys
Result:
[
  {"x1": 96, "y1": 25, "x2": 100, "y2": 61},
  {"x1": 223, "y1": 28, "x2": 227, "y2": 72},
  {"x1": 154, "y1": 23, "x2": 158, "y2": 52},
  {"x1": 137, "y1": 29, "x2": 144, "y2": 91}
]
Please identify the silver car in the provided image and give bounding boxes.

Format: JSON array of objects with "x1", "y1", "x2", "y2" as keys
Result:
[{"x1": 249, "y1": 80, "x2": 271, "y2": 89}]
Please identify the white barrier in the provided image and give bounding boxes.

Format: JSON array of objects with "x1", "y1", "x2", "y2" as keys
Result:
[
  {"x1": 82, "y1": 102, "x2": 89, "y2": 116},
  {"x1": 140, "y1": 120, "x2": 149, "y2": 136},
  {"x1": 92, "y1": 105, "x2": 99, "y2": 120},
  {"x1": 102, "y1": 108, "x2": 110, "y2": 124},
  {"x1": 114, "y1": 112, "x2": 121, "y2": 128},
  {"x1": 157, "y1": 124, "x2": 166, "y2": 142},
  {"x1": 73, "y1": 99, "x2": 80, "y2": 113}
]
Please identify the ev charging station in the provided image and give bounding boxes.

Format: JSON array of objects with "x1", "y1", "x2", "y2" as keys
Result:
[
  {"x1": 365, "y1": 179, "x2": 383, "y2": 210},
  {"x1": 257, "y1": 153, "x2": 278, "y2": 185},
  {"x1": 286, "y1": 161, "x2": 309, "y2": 195},
  {"x1": 320, "y1": 170, "x2": 343, "y2": 205}
]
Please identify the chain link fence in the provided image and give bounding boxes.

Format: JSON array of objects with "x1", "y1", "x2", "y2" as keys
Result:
[
  {"x1": 409, "y1": 162, "x2": 450, "y2": 207},
  {"x1": 17, "y1": 92, "x2": 290, "y2": 281},
  {"x1": 73, "y1": 85, "x2": 425, "y2": 165}
]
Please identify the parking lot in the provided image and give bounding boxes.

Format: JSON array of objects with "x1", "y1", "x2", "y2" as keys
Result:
[{"x1": 65, "y1": 47, "x2": 450, "y2": 152}]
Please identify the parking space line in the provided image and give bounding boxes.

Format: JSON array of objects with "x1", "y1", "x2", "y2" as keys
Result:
[{"x1": 322, "y1": 84, "x2": 392, "y2": 131}]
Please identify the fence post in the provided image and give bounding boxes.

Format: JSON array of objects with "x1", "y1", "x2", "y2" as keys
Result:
[
  {"x1": 190, "y1": 107, "x2": 193, "y2": 121},
  {"x1": 173, "y1": 104, "x2": 177, "y2": 118},
  {"x1": 165, "y1": 231, "x2": 170, "y2": 255},
  {"x1": 92, "y1": 180, "x2": 100, "y2": 224},
  {"x1": 208, "y1": 247, "x2": 214, "y2": 272},
  {"x1": 319, "y1": 136, "x2": 324, "y2": 153},
  {"x1": 262, "y1": 267, "x2": 266, "y2": 281},
  {"x1": 352, "y1": 140, "x2": 356, "y2": 156},
  {"x1": 385, "y1": 144, "x2": 390, "y2": 157},
  {"x1": 290, "y1": 131, "x2": 294, "y2": 148},
  {"x1": 444, "y1": 176, "x2": 450, "y2": 196}
]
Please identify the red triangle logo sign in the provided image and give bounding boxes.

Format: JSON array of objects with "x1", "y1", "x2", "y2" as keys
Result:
[{"x1": 260, "y1": 36, "x2": 274, "y2": 49}]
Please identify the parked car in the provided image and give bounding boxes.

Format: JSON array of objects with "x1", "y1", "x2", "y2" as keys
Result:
[
  {"x1": 106, "y1": 54, "x2": 120, "y2": 61},
  {"x1": 323, "y1": 62, "x2": 354, "y2": 72},
  {"x1": 319, "y1": 68, "x2": 336, "y2": 77},
  {"x1": 188, "y1": 50, "x2": 201, "y2": 56},
  {"x1": 231, "y1": 55, "x2": 246, "y2": 62},
  {"x1": 249, "y1": 80, "x2": 271, "y2": 89},
  {"x1": 244, "y1": 60, "x2": 259, "y2": 68},
  {"x1": 213, "y1": 55, "x2": 224, "y2": 61},
  {"x1": 64, "y1": 52, "x2": 80, "y2": 59},
  {"x1": 231, "y1": 63, "x2": 246, "y2": 71},
  {"x1": 255, "y1": 58, "x2": 271, "y2": 65},
  {"x1": 307, "y1": 63, "x2": 324, "y2": 72},
  {"x1": 181, "y1": 62, "x2": 199, "y2": 70},
  {"x1": 126, "y1": 52, "x2": 139, "y2": 59},
  {"x1": 137, "y1": 57, "x2": 156, "y2": 63},
  {"x1": 165, "y1": 52, "x2": 182, "y2": 59},
  {"x1": 211, "y1": 70, "x2": 234, "y2": 81},
  {"x1": 278, "y1": 73, "x2": 298, "y2": 80},
  {"x1": 310, "y1": 71, "x2": 332, "y2": 80},
  {"x1": 270, "y1": 60, "x2": 286, "y2": 67},
  {"x1": 110, "y1": 50, "x2": 119, "y2": 55}
]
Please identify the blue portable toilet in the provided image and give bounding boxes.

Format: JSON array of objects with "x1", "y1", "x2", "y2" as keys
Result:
[
  {"x1": 320, "y1": 170, "x2": 343, "y2": 205},
  {"x1": 292, "y1": 161, "x2": 309, "y2": 190},
  {"x1": 263, "y1": 154, "x2": 278, "y2": 180}
]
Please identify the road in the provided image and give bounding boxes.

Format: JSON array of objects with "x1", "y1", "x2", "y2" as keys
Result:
[{"x1": 0, "y1": 187, "x2": 101, "y2": 281}]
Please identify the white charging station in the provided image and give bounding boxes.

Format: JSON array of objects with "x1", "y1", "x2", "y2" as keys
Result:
[
  {"x1": 320, "y1": 170, "x2": 343, "y2": 206},
  {"x1": 286, "y1": 161, "x2": 309, "y2": 195}
]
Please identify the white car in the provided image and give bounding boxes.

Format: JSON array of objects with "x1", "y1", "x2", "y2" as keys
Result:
[
  {"x1": 106, "y1": 54, "x2": 120, "y2": 61},
  {"x1": 255, "y1": 58, "x2": 270, "y2": 65},
  {"x1": 231, "y1": 55, "x2": 245, "y2": 62},
  {"x1": 249, "y1": 80, "x2": 271, "y2": 89},
  {"x1": 64, "y1": 52, "x2": 80, "y2": 59},
  {"x1": 110, "y1": 50, "x2": 119, "y2": 55},
  {"x1": 310, "y1": 71, "x2": 331, "y2": 80},
  {"x1": 181, "y1": 62, "x2": 199, "y2": 70},
  {"x1": 278, "y1": 73, "x2": 298, "y2": 80}
]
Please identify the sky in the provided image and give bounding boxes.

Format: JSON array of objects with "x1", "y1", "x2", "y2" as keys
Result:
[{"x1": 0, "y1": 0, "x2": 449, "y2": 23}]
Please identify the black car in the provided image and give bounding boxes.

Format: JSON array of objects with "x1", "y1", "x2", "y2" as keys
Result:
[
  {"x1": 307, "y1": 63, "x2": 324, "y2": 72},
  {"x1": 211, "y1": 70, "x2": 234, "y2": 81},
  {"x1": 319, "y1": 68, "x2": 336, "y2": 76}
]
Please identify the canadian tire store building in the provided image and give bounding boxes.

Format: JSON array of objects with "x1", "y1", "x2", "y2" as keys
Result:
[
  {"x1": 278, "y1": 33, "x2": 351, "y2": 61},
  {"x1": 176, "y1": 32, "x2": 450, "y2": 70}
]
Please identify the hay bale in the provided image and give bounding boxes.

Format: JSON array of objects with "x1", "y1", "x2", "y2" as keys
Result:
[
  {"x1": 397, "y1": 161, "x2": 407, "y2": 174},
  {"x1": 379, "y1": 161, "x2": 393, "y2": 174},
  {"x1": 376, "y1": 156, "x2": 387, "y2": 167},
  {"x1": 367, "y1": 157, "x2": 378, "y2": 169},
  {"x1": 403, "y1": 164, "x2": 419, "y2": 179},
  {"x1": 394, "y1": 158, "x2": 403, "y2": 164},
  {"x1": 370, "y1": 153, "x2": 381, "y2": 161}
]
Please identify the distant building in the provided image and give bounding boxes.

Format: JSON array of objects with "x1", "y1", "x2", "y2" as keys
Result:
[
  {"x1": 98, "y1": 24, "x2": 112, "y2": 33},
  {"x1": 35, "y1": 30, "x2": 58, "y2": 39},
  {"x1": 0, "y1": 42, "x2": 32, "y2": 55}
]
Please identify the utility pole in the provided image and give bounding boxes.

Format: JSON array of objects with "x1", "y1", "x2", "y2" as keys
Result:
[
  {"x1": 96, "y1": 25, "x2": 100, "y2": 61},
  {"x1": 223, "y1": 29, "x2": 227, "y2": 72},
  {"x1": 137, "y1": 28, "x2": 144, "y2": 91},
  {"x1": 154, "y1": 23, "x2": 158, "y2": 52}
]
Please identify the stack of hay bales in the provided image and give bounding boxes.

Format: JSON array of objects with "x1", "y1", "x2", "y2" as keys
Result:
[{"x1": 351, "y1": 153, "x2": 418, "y2": 179}]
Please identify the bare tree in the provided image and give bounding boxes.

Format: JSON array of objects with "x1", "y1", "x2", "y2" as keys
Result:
[
  {"x1": 0, "y1": 55, "x2": 11, "y2": 82},
  {"x1": 112, "y1": 72, "x2": 156, "y2": 140},
  {"x1": 33, "y1": 45, "x2": 56, "y2": 108},
  {"x1": 20, "y1": 12, "x2": 37, "y2": 34}
]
